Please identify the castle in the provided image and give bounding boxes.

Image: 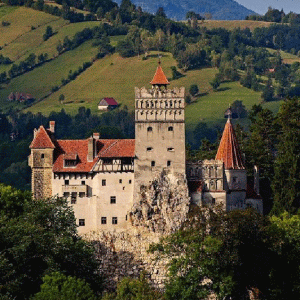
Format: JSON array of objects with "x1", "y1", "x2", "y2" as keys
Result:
[{"x1": 28, "y1": 63, "x2": 262, "y2": 234}]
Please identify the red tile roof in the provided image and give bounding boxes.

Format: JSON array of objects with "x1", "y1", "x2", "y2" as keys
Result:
[
  {"x1": 150, "y1": 64, "x2": 170, "y2": 85},
  {"x1": 53, "y1": 140, "x2": 95, "y2": 173},
  {"x1": 53, "y1": 139, "x2": 135, "y2": 173},
  {"x1": 30, "y1": 126, "x2": 55, "y2": 149},
  {"x1": 215, "y1": 118, "x2": 245, "y2": 170},
  {"x1": 99, "y1": 98, "x2": 118, "y2": 106}
]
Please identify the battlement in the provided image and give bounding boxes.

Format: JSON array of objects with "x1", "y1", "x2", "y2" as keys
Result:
[
  {"x1": 135, "y1": 87, "x2": 185, "y2": 122},
  {"x1": 135, "y1": 87, "x2": 185, "y2": 100}
]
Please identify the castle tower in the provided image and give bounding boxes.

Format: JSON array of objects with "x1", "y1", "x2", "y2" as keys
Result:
[
  {"x1": 215, "y1": 115, "x2": 246, "y2": 210},
  {"x1": 134, "y1": 63, "x2": 185, "y2": 197},
  {"x1": 28, "y1": 123, "x2": 55, "y2": 199}
]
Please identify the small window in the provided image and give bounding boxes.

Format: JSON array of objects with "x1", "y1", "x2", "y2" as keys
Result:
[
  {"x1": 103, "y1": 158, "x2": 113, "y2": 164},
  {"x1": 79, "y1": 219, "x2": 85, "y2": 226},
  {"x1": 64, "y1": 180, "x2": 69, "y2": 185},
  {"x1": 147, "y1": 127, "x2": 152, "y2": 132},
  {"x1": 81, "y1": 180, "x2": 85, "y2": 185},
  {"x1": 129, "y1": 180, "x2": 132, "y2": 184},
  {"x1": 119, "y1": 179, "x2": 122, "y2": 184},
  {"x1": 168, "y1": 126, "x2": 173, "y2": 132},
  {"x1": 112, "y1": 217, "x2": 118, "y2": 225},
  {"x1": 102, "y1": 179, "x2": 106, "y2": 186},
  {"x1": 110, "y1": 196, "x2": 116, "y2": 204},
  {"x1": 126, "y1": 215, "x2": 128, "y2": 221},
  {"x1": 167, "y1": 160, "x2": 171, "y2": 167},
  {"x1": 63, "y1": 192, "x2": 69, "y2": 198},
  {"x1": 151, "y1": 161, "x2": 155, "y2": 167},
  {"x1": 41, "y1": 153, "x2": 44, "y2": 159},
  {"x1": 101, "y1": 217, "x2": 107, "y2": 224},
  {"x1": 212, "y1": 198, "x2": 216, "y2": 205},
  {"x1": 71, "y1": 192, "x2": 77, "y2": 204},
  {"x1": 147, "y1": 147, "x2": 153, "y2": 151},
  {"x1": 167, "y1": 147, "x2": 174, "y2": 151},
  {"x1": 79, "y1": 192, "x2": 85, "y2": 198}
]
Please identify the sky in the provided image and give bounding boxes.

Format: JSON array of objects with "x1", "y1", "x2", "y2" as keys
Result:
[{"x1": 236, "y1": 0, "x2": 300, "y2": 14}]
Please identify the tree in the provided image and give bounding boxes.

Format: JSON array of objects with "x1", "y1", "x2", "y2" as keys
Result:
[
  {"x1": 32, "y1": 272, "x2": 96, "y2": 300},
  {"x1": 189, "y1": 84, "x2": 199, "y2": 96},
  {"x1": 150, "y1": 208, "x2": 270, "y2": 300},
  {"x1": 210, "y1": 76, "x2": 221, "y2": 91},
  {"x1": 59, "y1": 94, "x2": 65, "y2": 103},
  {"x1": 0, "y1": 185, "x2": 102, "y2": 299},
  {"x1": 272, "y1": 98, "x2": 300, "y2": 214},
  {"x1": 43, "y1": 26, "x2": 53, "y2": 41},
  {"x1": 262, "y1": 77, "x2": 274, "y2": 102},
  {"x1": 156, "y1": 7, "x2": 166, "y2": 18},
  {"x1": 102, "y1": 273, "x2": 164, "y2": 300}
]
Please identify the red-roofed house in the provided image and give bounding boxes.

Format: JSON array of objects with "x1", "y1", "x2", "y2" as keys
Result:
[{"x1": 98, "y1": 97, "x2": 119, "y2": 110}]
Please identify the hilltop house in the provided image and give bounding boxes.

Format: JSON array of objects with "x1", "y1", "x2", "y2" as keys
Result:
[{"x1": 98, "y1": 97, "x2": 118, "y2": 110}]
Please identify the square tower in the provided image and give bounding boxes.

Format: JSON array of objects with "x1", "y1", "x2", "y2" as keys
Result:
[{"x1": 134, "y1": 63, "x2": 186, "y2": 198}]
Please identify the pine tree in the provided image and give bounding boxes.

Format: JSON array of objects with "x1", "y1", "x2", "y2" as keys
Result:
[{"x1": 272, "y1": 98, "x2": 300, "y2": 214}]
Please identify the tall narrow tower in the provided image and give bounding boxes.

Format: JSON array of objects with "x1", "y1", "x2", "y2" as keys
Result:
[
  {"x1": 134, "y1": 63, "x2": 185, "y2": 197},
  {"x1": 28, "y1": 124, "x2": 55, "y2": 199},
  {"x1": 215, "y1": 115, "x2": 247, "y2": 210}
]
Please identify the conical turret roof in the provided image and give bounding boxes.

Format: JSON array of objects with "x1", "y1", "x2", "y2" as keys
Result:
[
  {"x1": 150, "y1": 63, "x2": 170, "y2": 86},
  {"x1": 215, "y1": 118, "x2": 245, "y2": 170},
  {"x1": 30, "y1": 126, "x2": 55, "y2": 149}
]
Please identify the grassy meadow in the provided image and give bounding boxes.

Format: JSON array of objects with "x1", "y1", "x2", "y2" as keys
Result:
[
  {"x1": 0, "y1": 5, "x2": 282, "y2": 127},
  {"x1": 197, "y1": 20, "x2": 274, "y2": 31}
]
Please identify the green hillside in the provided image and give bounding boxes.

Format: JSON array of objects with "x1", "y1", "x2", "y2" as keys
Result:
[{"x1": 0, "y1": 5, "x2": 281, "y2": 127}]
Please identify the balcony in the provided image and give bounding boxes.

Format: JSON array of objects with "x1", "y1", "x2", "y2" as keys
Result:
[{"x1": 61, "y1": 184, "x2": 87, "y2": 194}]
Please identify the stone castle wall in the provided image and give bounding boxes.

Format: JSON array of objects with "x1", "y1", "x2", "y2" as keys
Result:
[{"x1": 85, "y1": 171, "x2": 190, "y2": 290}]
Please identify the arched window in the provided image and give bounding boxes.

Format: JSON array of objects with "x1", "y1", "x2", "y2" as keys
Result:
[
  {"x1": 147, "y1": 126, "x2": 153, "y2": 132},
  {"x1": 168, "y1": 126, "x2": 173, "y2": 132}
]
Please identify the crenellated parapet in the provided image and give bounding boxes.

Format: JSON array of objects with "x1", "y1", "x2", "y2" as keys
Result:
[{"x1": 135, "y1": 87, "x2": 185, "y2": 122}]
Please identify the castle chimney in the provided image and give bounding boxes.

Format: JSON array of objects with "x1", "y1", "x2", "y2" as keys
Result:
[
  {"x1": 254, "y1": 165, "x2": 260, "y2": 195},
  {"x1": 87, "y1": 137, "x2": 94, "y2": 162},
  {"x1": 93, "y1": 132, "x2": 100, "y2": 140},
  {"x1": 49, "y1": 121, "x2": 55, "y2": 133}
]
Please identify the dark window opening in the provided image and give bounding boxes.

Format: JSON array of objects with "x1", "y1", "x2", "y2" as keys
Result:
[
  {"x1": 167, "y1": 147, "x2": 174, "y2": 151},
  {"x1": 63, "y1": 192, "x2": 69, "y2": 198},
  {"x1": 119, "y1": 179, "x2": 122, "y2": 184},
  {"x1": 147, "y1": 127, "x2": 153, "y2": 132},
  {"x1": 71, "y1": 192, "x2": 77, "y2": 204},
  {"x1": 168, "y1": 126, "x2": 173, "y2": 132},
  {"x1": 167, "y1": 160, "x2": 171, "y2": 167},
  {"x1": 103, "y1": 158, "x2": 113, "y2": 164},
  {"x1": 122, "y1": 157, "x2": 132, "y2": 165},
  {"x1": 79, "y1": 192, "x2": 85, "y2": 198},
  {"x1": 112, "y1": 217, "x2": 118, "y2": 225},
  {"x1": 41, "y1": 153, "x2": 44, "y2": 159},
  {"x1": 147, "y1": 147, "x2": 153, "y2": 151},
  {"x1": 64, "y1": 159, "x2": 77, "y2": 167},
  {"x1": 102, "y1": 179, "x2": 106, "y2": 186},
  {"x1": 151, "y1": 161, "x2": 155, "y2": 167},
  {"x1": 79, "y1": 219, "x2": 85, "y2": 226},
  {"x1": 64, "y1": 180, "x2": 69, "y2": 185},
  {"x1": 81, "y1": 180, "x2": 85, "y2": 185},
  {"x1": 129, "y1": 180, "x2": 132, "y2": 184},
  {"x1": 101, "y1": 217, "x2": 107, "y2": 224},
  {"x1": 110, "y1": 196, "x2": 116, "y2": 204}
]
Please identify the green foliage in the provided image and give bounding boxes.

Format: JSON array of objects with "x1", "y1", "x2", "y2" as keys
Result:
[
  {"x1": 272, "y1": 98, "x2": 300, "y2": 215},
  {"x1": 32, "y1": 272, "x2": 96, "y2": 300},
  {"x1": 210, "y1": 75, "x2": 221, "y2": 90},
  {"x1": 0, "y1": 184, "x2": 102, "y2": 299},
  {"x1": 154, "y1": 208, "x2": 269, "y2": 300},
  {"x1": 43, "y1": 26, "x2": 53, "y2": 41},
  {"x1": 189, "y1": 84, "x2": 199, "y2": 97},
  {"x1": 102, "y1": 272, "x2": 164, "y2": 300},
  {"x1": 262, "y1": 77, "x2": 274, "y2": 102}
]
